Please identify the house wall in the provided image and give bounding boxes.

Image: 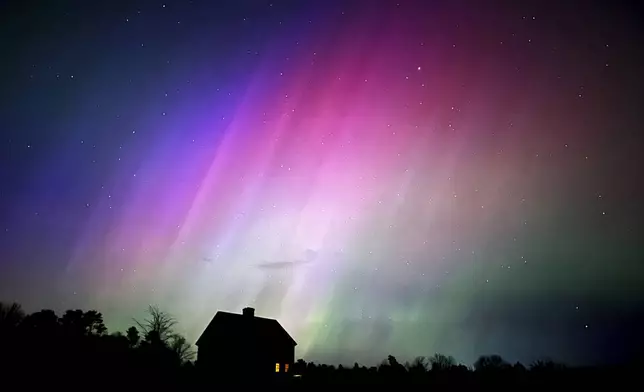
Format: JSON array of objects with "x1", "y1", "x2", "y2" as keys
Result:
[{"x1": 197, "y1": 335, "x2": 294, "y2": 378}]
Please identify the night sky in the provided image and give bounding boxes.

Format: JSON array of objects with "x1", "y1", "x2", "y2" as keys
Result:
[{"x1": 1, "y1": 0, "x2": 643, "y2": 367}]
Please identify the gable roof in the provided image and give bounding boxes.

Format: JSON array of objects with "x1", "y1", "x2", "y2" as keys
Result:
[{"x1": 196, "y1": 310, "x2": 297, "y2": 347}]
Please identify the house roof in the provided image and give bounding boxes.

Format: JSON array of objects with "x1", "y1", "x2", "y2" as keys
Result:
[{"x1": 196, "y1": 310, "x2": 297, "y2": 347}]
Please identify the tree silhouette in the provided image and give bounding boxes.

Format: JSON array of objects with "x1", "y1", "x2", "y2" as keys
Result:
[
  {"x1": 126, "y1": 326, "x2": 140, "y2": 347},
  {"x1": 135, "y1": 305, "x2": 177, "y2": 344},
  {"x1": 169, "y1": 333, "x2": 195, "y2": 363},
  {"x1": 60, "y1": 309, "x2": 86, "y2": 336},
  {"x1": 513, "y1": 361, "x2": 527, "y2": 372},
  {"x1": 133, "y1": 305, "x2": 195, "y2": 370},
  {"x1": 384, "y1": 354, "x2": 406, "y2": 376},
  {"x1": 293, "y1": 358, "x2": 307, "y2": 375},
  {"x1": 530, "y1": 358, "x2": 566, "y2": 371},
  {"x1": 428, "y1": 353, "x2": 457, "y2": 371},
  {"x1": 474, "y1": 354, "x2": 510, "y2": 371},
  {"x1": 0, "y1": 301, "x2": 25, "y2": 332},
  {"x1": 406, "y1": 356, "x2": 428, "y2": 375},
  {"x1": 0, "y1": 301, "x2": 25, "y2": 361},
  {"x1": 60, "y1": 309, "x2": 107, "y2": 336},
  {"x1": 84, "y1": 310, "x2": 107, "y2": 336},
  {"x1": 21, "y1": 309, "x2": 59, "y2": 336}
]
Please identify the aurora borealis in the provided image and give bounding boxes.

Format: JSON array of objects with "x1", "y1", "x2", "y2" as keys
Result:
[{"x1": 1, "y1": 0, "x2": 643, "y2": 366}]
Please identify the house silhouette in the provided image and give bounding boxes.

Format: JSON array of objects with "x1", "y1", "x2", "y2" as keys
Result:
[{"x1": 196, "y1": 307, "x2": 297, "y2": 379}]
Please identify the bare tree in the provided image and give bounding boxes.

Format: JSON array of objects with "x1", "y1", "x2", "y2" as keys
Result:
[
  {"x1": 0, "y1": 302, "x2": 25, "y2": 331},
  {"x1": 169, "y1": 333, "x2": 195, "y2": 363},
  {"x1": 406, "y1": 356, "x2": 428, "y2": 373},
  {"x1": 531, "y1": 358, "x2": 566, "y2": 371},
  {"x1": 428, "y1": 353, "x2": 456, "y2": 371},
  {"x1": 134, "y1": 305, "x2": 177, "y2": 344}
]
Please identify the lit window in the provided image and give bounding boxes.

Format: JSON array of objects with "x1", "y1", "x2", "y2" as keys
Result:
[
  {"x1": 284, "y1": 363, "x2": 289, "y2": 373},
  {"x1": 275, "y1": 363, "x2": 280, "y2": 373}
]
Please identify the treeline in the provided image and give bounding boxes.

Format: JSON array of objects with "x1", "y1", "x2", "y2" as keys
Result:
[
  {"x1": 0, "y1": 302, "x2": 194, "y2": 387},
  {"x1": 288, "y1": 354, "x2": 634, "y2": 387},
  {"x1": 0, "y1": 301, "x2": 639, "y2": 387}
]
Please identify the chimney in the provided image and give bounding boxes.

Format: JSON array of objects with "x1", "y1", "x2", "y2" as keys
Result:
[{"x1": 242, "y1": 307, "x2": 255, "y2": 317}]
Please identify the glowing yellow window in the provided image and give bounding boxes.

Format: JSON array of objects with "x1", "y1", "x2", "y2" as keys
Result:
[
  {"x1": 284, "y1": 364, "x2": 289, "y2": 373},
  {"x1": 275, "y1": 363, "x2": 280, "y2": 373}
]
